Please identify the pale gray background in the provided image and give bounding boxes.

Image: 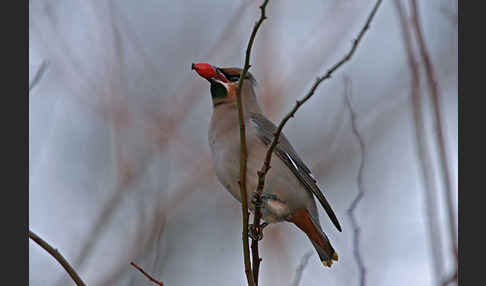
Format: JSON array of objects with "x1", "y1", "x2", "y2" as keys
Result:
[{"x1": 29, "y1": 0, "x2": 457, "y2": 285}]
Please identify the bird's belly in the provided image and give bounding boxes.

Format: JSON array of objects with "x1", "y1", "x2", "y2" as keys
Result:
[
  {"x1": 210, "y1": 138, "x2": 309, "y2": 224},
  {"x1": 209, "y1": 136, "x2": 243, "y2": 202}
]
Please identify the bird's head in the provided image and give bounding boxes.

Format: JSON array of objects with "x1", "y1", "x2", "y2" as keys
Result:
[{"x1": 192, "y1": 62, "x2": 260, "y2": 111}]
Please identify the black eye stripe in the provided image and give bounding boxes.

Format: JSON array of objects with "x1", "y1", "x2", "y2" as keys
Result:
[
  {"x1": 210, "y1": 81, "x2": 228, "y2": 99},
  {"x1": 218, "y1": 69, "x2": 242, "y2": 82},
  {"x1": 227, "y1": 75, "x2": 240, "y2": 82}
]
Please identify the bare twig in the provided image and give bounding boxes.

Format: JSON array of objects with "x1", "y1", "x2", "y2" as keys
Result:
[
  {"x1": 29, "y1": 60, "x2": 49, "y2": 92},
  {"x1": 343, "y1": 77, "x2": 367, "y2": 286},
  {"x1": 253, "y1": 0, "x2": 383, "y2": 244},
  {"x1": 28, "y1": 230, "x2": 87, "y2": 286},
  {"x1": 255, "y1": 0, "x2": 382, "y2": 196},
  {"x1": 130, "y1": 262, "x2": 164, "y2": 286},
  {"x1": 99, "y1": 208, "x2": 167, "y2": 286},
  {"x1": 275, "y1": 1, "x2": 364, "y2": 113},
  {"x1": 394, "y1": 0, "x2": 445, "y2": 281},
  {"x1": 290, "y1": 251, "x2": 313, "y2": 286},
  {"x1": 245, "y1": 3, "x2": 382, "y2": 284},
  {"x1": 410, "y1": 0, "x2": 458, "y2": 261},
  {"x1": 234, "y1": 1, "x2": 270, "y2": 286},
  {"x1": 250, "y1": 232, "x2": 262, "y2": 286},
  {"x1": 246, "y1": 3, "x2": 382, "y2": 285}
]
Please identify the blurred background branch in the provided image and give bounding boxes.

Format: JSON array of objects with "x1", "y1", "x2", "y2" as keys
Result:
[
  {"x1": 344, "y1": 76, "x2": 367, "y2": 286},
  {"x1": 393, "y1": 1, "x2": 445, "y2": 282},
  {"x1": 290, "y1": 251, "x2": 313, "y2": 286},
  {"x1": 29, "y1": 0, "x2": 457, "y2": 285},
  {"x1": 29, "y1": 59, "x2": 49, "y2": 93},
  {"x1": 394, "y1": 0, "x2": 457, "y2": 285},
  {"x1": 409, "y1": 0, "x2": 458, "y2": 261}
]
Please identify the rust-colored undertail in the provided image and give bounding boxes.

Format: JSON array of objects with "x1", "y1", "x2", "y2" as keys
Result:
[{"x1": 289, "y1": 209, "x2": 338, "y2": 267}]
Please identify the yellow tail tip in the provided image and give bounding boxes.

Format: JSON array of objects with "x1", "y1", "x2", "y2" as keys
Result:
[
  {"x1": 322, "y1": 260, "x2": 333, "y2": 267},
  {"x1": 332, "y1": 252, "x2": 339, "y2": 261},
  {"x1": 322, "y1": 252, "x2": 338, "y2": 267}
]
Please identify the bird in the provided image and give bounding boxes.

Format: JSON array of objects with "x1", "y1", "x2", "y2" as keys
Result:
[{"x1": 192, "y1": 62, "x2": 341, "y2": 267}]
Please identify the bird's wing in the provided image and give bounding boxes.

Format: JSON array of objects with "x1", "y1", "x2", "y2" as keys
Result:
[{"x1": 248, "y1": 113, "x2": 342, "y2": 232}]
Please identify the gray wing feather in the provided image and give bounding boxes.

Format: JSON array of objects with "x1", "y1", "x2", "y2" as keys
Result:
[{"x1": 249, "y1": 113, "x2": 342, "y2": 232}]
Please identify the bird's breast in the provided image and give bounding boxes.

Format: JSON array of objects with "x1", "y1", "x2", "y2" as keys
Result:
[{"x1": 208, "y1": 115, "x2": 243, "y2": 202}]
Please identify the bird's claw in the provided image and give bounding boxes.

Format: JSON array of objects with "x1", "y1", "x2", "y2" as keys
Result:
[
  {"x1": 261, "y1": 193, "x2": 278, "y2": 201},
  {"x1": 249, "y1": 224, "x2": 264, "y2": 241},
  {"x1": 251, "y1": 192, "x2": 263, "y2": 208}
]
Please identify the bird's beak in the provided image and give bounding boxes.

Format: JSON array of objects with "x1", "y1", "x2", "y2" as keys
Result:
[{"x1": 192, "y1": 62, "x2": 229, "y2": 83}]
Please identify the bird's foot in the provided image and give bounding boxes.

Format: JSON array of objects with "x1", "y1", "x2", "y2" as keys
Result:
[
  {"x1": 251, "y1": 192, "x2": 263, "y2": 208},
  {"x1": 251, "y1": 192, "x2": 280, "y2": 208},
  {"x1": 261, "y1": 193, "x2": 279, "y2": 201},
  {"x1": 249, "y1": 222, "x2": 268, "y2": 241}
]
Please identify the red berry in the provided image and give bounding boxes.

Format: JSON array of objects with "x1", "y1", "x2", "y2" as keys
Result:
[{"x1": 192, "y1": 63, "x2": 217, "y2": 79}]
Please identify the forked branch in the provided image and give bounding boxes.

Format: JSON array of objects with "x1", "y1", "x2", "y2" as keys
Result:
[
  {"x1": 254, "y1": 0, "x2": 383, "y2": 209},
  {"x1": 250, "y1": 1, "x2": 382, "y2": 283}
]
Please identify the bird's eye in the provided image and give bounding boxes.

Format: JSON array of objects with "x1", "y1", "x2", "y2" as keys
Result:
[
  {"x1": 218, "y1": 69, "x2": 242, "y2": 82},
  {"x1": 227, "y1": 75, "x2": 240, "y2": 82}
]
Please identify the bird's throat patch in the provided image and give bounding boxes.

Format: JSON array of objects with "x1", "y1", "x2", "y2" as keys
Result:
[
  {"x1": 210, "y1": 81, "x2": 227, "y2": 100},
  {"x1": 210, "y1": 80, "x2": 236, "y2": 107}
]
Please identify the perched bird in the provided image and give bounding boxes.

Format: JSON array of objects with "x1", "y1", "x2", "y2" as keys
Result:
[{"x1": 192, "y1": 62, "x2": 341, "y2": 267}]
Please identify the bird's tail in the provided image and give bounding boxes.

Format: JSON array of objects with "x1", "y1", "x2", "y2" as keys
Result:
[{"x1": 289, "y1": 209, "x2": 338, "y2": 267}]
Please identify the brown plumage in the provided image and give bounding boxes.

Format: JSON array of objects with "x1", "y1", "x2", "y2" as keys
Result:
[{"x1": 192, "y1": 63, "x2": 341, "y2": 267}]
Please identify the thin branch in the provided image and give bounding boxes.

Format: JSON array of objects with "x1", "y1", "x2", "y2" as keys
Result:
[
  {"x1": 29, "y1": 60, "x2": 49, "y2": 92},
  {"x1": 344, "y1": 77, "x2": 367, "y2": 286},
  {"x1": 246, "y1": 3, "x2": 382, "y2": 284},
  {"x1": 250, "y1": 231, "x2": 262, "y2": 286},
  {"x1": 234, "y1": 1, "x2": 269, "y2": 286},
  {"x1": 394, "y1": 0, "x2": 445, "y2": 281},
  {"x1": 253, "y1": 0, "x2": 383, "y2": 244},
  {"x1": 247, "y1": 3, "x2": 382, "y2": 285},
  {"x1": 28, "y1": 230, "x2": 87, "y2": 286},
  {"x1": 130, "y1": 262, "x2": 164, "y2": 286},
  {"x1": 255, "y1": 0, "x2": 382, "y2": 197},
  {"x1": 290, "y1": 251, "x2": 313, "y2": 286},
  {"x1": 410, "y1": 0, "x2": 458, "y2": 263}
]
